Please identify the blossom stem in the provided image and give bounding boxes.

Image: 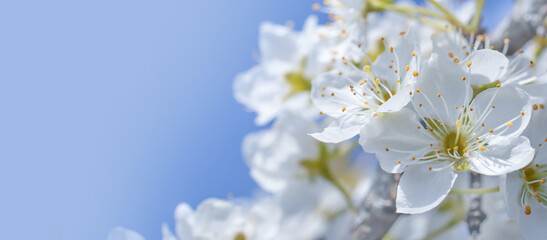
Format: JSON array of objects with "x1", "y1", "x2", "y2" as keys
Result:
[
  {"x1": 426, "y1": 0, "x2": 468, "y2": 31},
  {"x1": 468, "y1": 0, "x2": 486, "y2": 32},
  {"x1": 450, "y1": 186, "x2": 500, "y2": 194},
  {"x1": 368, "y1": 0, "x2": 446, "y2": 21}
]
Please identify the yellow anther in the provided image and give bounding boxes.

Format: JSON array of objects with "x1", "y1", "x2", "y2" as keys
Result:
[
  {"x1": 542, "y1": 178, "x2": 546, "y2": 184},
  {"x1": 396, "y1": 79, "x2": 400, "y2": 83},
  {"x1": 492, "y1": 105, "x2": 496, "y2": 109},
  {"x1": 319, "y1": 111, "x2": 323, "y2": 115},
  {"x1": 521, "y1": 111, "x2": 525, "y2": 116},
  {"x1": 496, "y1": 83, "x2": 501, "y2": 88},
  {"x1": 470, "y1": 107, "x2": 474, "y2": 111},
  {"x1": 363, "y1": 65, "x2": 371, "y2": 72},
  {"x1": 455, "y1": 105, "x2": 458, "y2": 109},
  {"x1": 409, "y1": 91, "x2": 413, "y2": 95},
  {"x1": 448, "y1": 52, "x2": 454, "y2": 58},
  {"x1": 419, "y1": 104, "x2": 422, "y2": 107},
  {"x1": 405, "y1": 65, "x2": 409, "y2": 71},
  {"x1": 350, "y1": 85, "x2": 354, "y2": 89},
  {"x1": 339, "y1": 72, "x2": 342, "y2": 75},
  {"x1": 467, "y1": 61, "x2": 472, "y2": 67},
  {"x1": 359, "y1": 81, "x2": 365, "y2": 85},
  {"x1": 412, "y1": 157, "x2": 416, "y2": 160},
  {"x1": 397, "y1": 160, "x2": 401, "y2": 164},
  {"x1": 462, "y1": 77, "x2": 466, "y2": 81},
  {"x1": 412, "y1": 71, "x2": 419, "y2": 77},
  {"x1": 456, "y1": 120, "x2": 462, "y2": 127},
  {"x1": 453, "y1": 58, "x2": 460, "y2": 63},
  {"x1": 322, "y1": 85, "x2": 326, "y2": 90},
  {"x1": 436, "y1": 93, "x2": 441, "y2": 97},
  {"x1": 506, "y1": 122, "x2": 513, "y2": 127},
  {"x1": 331, "y1": 92, "x2": 335, "y2": 96},
  {"x1": 412, "y1": 51, "x2": 416, "y2": 56},
  {"x1": 321, "y1": 93, "x2": 325, "y2": 97},
  {"x1": 533, "y1": 104, "x2": 538, "y2": 110},
  {"x1": 364, "y1": 101, "x2": 368, "y2": 104},
  {"x1": 341, "y1": 106, "x2": 346, "y2": 112},
  {"x1": 489, "y1": 129, "x2": 494, "y2": 133},
  {"x1": 479, "y1": 146, "x2": 485, "y2": 151},
  {"x1": 390, "y1": 46, "x2": 393, "y2": 53},
  {"x1": 435, "y1": 149, "x2": 440, "y2": 153},
  {"x1": 416, "y1": 88, "x2": 420, "y2": 92},
  {"x1": 400, "y1": 31, "x2": 405, "y2": 35},
  {"x1": 429, "y1": 166, "x2": 432, "y2": 170},
  {"x1": 504, "y1": 38, "x2": 510, "y2": 44},
  {"x1": 391, "y1": 59, "x2": 394, "y2": 62},
  {"x1": 541, "y1": 104, "x2": 545, "y2": 109},
  {"x1": 375, "y1": 78, "x2": 380, "y2": 84},
  {"x1": 385, "y1": 148, "x2": 390, "y2": 151}
]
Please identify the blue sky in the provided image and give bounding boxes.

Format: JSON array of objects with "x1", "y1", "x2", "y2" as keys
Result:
[{"x1": 0, "y1": 0, "x2": 512, "y2": 239}]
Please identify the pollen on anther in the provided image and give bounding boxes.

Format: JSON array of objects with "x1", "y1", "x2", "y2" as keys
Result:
[
  {"x1": 350, "y1": 85, "x2": 354, "y2": 89},
  {"x1": 492, "y1": 105, "x2": 496, "y2": 109},
  {"x1": 322, "y1": 86, "x2": 326, "y2": 90},
  {"x1": 489, "y1": 129, "x2": 494, "y2": 133},
  {"x1": 462, "y1": 77, "x2": 466, "y2": 81},
  {"x1": 448, "y1": 52, "x2": 454, "y2": 58},
  {"x1": 416, "y1": 88, "x2": 420, "y2": 92},
  {"x1": 419, "y1": 104, "x2": 422, "y2": 107},
  {"x1": 412, "y1": 51, "x2": 416, "y2": 56},
  {"x1": 470, "y1": 107, "x2": 474, "y2": 111},
  {"x1": 400, "y1": 31, "x2": 405, "y2": 35},
  {"x1": 428, "y1": 166, "x2": 432, "y2": 171},
  {"x1": 319, "y1": 111, "x2": 323, "y2": 115},
  {"x1": 331, "y1": 92, "x2": 335, "y2": 96},
  {"x1": 525, "y1": 205, "x2": 531, "y2": 215},
  {"x1": 521, "y1": 111, "x2": 525, "y2": 116},
  {"x1": 397, "y1": 160, "x2": 401, "y2": 164},
  {"x1": 412, "y1": 157, "x2": 416, "y2": 160},
  {"x1": 412, "y1": 71, "x2": 419, "y2": 77},
  {"x1": 541, "y1": 104, "x2": 545, "y2": 109},
  {"x1": 479, "y1": 146, "x2": 485, "y2": 151},
  {"x1": 391, "y1": 59, "x2": 394, "y2": 62},
  {"x1": 364, "y1": 101, "x2": 368, "y2": 104},
  {"x1": 533, "y1": 104, "x2": 538, "y2": 110},
  {"x1": 390, "y1": 46, "x2": 394, "y2": 53},
  {"x1": 341, "y1": 107, "x2": 346, "y2": 112},
  {"x1": 321, "y1": 93, "x2": 325, "y2": 97},
  {"x1": 506, "y1": 122, "x2": 513, "y2": 127},
  {"x1": 405, "y1": 65, "x2": 409, "y2": 71},
  {"x1": 385, "y1": 148, "x2": 390, "y2": 152},
  {"x1": 482, "y1": 123, "x2": 485, "y2": 127},
  {"x1": 454, "y1": 58, "x2": 460, "y2": 63},
  {"x1": 476, "y1": 137, "x2": 480, "y2": 140},
  {"x1": 339, "y1": 72, "x2": 343, "y2": 75},
  {"x1": 466, "y1": 61, "x2": 472, "y2": 67},
  {"x1": 436, "y1": 93, "x2": 441, "y2": 97},
  {"x1": 409, "y1": 91, "x2": 413, "y2": 95},
  {"x1": 359, "y1": 81, "x2": 365, "y2": 85}
]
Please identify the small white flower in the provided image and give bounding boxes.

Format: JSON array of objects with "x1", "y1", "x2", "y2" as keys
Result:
[
  {"x1": 359, "y1": 53, "x2": 535, "y2": 213},
  {"x1": 310, "y1": 29, "x2": 421, "y2": 143},
  {"x1": 242, "y1": 112, "x2": 319, "y2": 192},
  {"x1": 502, "y1": 101, "x2": 547, "y2": 240},
  {"x1": 234, "y1": 16, "x2": 327, "y2": 125}
]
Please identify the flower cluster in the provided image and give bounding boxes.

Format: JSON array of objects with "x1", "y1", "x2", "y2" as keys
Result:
[{"x1": 110, "y1": 1, "x2": 547, "y2": 239}]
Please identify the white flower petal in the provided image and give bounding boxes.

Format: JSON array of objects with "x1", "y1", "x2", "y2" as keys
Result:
[
  {"x1": 396, "y1": 163, "x2": 458, "y2": 214},
  {"x1": 465, "y1": 49, "x2": 509, "y2": 85},
  {"x1": 469, "y1": 136, "x2": 534, "y2": 176},
  {"x1": 359, "y1": 109, "x2": 435, "y2": 173},
  {"x1": 376, "y1": 84, "x2": 414, "y2": 113},
  {"x1": 502, "y1": 53, "x2": 536, "y2": 85},
  {"x1": 501, "y1": 172, "x2": 524, "y2": 221},
  {"x1": 414, "y1": 54, "x2": 471, "y2": 123},
  {"x1": 470, "y1": 86, "x2": 531, "y2": 137},
  {"x1": 175, "y1": 203, "x2": 195, "y2": 240},
  {"x1": 233, "y1": 65, "x2": 287, "y2": 125},
  {"x1": 259, "y1": 22, "x2": 298, "y2": 64},
  {"x1": 522, "y1": 103, "x2": 547, "y2": 147},
  {"x1": 310, "y1": 114, "x2": 368, "y2": 143}
]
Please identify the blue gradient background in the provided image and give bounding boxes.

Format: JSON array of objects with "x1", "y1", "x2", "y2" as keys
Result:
[{"x1": 0, "y1": 0, "x2": 511, "y2": 239}]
